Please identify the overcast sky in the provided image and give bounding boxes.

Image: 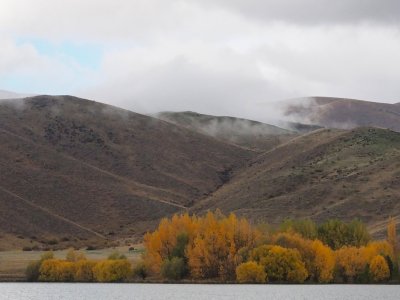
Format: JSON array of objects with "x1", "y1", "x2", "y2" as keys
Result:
[{"x1": 1, "y1": 0, "x2": 400, "y2": 121}]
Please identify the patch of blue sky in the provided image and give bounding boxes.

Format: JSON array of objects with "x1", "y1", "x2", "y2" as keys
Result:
[
  {"x1": 1, "y1": 38, "x2": 102, "y2": 94},
  {"x1": 1, "y1": 74, "x2": 74, "y2": 95},
  {"x1": 16, "y1": 38, "x2": 103, "y2": 70}
]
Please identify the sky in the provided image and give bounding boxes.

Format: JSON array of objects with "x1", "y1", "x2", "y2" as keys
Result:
[{"x1": 1, "y1": 0, "x2": 400, "y2": 121}]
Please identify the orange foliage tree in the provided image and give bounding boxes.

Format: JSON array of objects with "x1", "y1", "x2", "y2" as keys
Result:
[
  {"x1": 144, "y1": 211, "x2": 260, "y2": 280},
  {"x1": 369, "y1": 255, "x2": 390, "y2": 282},
  {"x1": 187, "y1": 212, "x2": 260, "y2": 280},
  {"x1": 236, "y1": 261, "x2": 267, "y2": 283},
  {"x1": 143, "y1": 213, "x2": 198, "y2": 274},
  {"x1": 311, "y1": 240, "x2": 335, "y2": 283},
  {"x1": 335, "y1": 246, "x2": 368, "y2": 282}
]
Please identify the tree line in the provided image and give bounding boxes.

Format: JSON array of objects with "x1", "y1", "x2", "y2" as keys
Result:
[
  {"x1": 143, "y1": 212, "x2": 398, "y2": 283},
  {"x1": 25, "y1": 250, "x2": 145, "y2": 282},
  {"x1": 26, "y1": 212, "x2": 398, "y2": 283}
]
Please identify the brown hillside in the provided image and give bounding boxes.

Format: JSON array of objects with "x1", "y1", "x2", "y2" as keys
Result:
[
  {"x1": 195, "y1": 127, "x2": 400, "y2": 237},
  {"x1": 0, "y1": 96, "x2": 254, "y2": 249},
  {"x1": 285, "y1": 97, "x2": 400, "y2": 131}
]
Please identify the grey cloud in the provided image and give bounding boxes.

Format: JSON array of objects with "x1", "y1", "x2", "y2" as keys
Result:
[
  {"x1": 196, "y1": 0, "x2": 400, "y2": 25},
  {"x1": 82, "y1": 57, "x2": 286, "y2": 122}
]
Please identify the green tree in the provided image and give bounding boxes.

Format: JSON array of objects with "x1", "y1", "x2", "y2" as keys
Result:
[
  {"x1": 160, "y1": 257, "x2": 186, "y2": 280},
  {"x1": 318, "y1": 219, "x2": 370, "y2": 250},
  {"x1": 280, "y1": 219, "x2": 318, "y2": 240},
  {"x1": 171, "y1": 232, "x2": 189, "y2": 258}
]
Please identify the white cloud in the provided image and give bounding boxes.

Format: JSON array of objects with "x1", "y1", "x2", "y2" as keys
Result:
[{"x1": 1, "y1": 0, "x2": 400, "y2": 121}]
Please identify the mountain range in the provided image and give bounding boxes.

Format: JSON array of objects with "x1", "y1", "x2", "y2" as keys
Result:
[{"x1": 0, "y1": 94, "x2": 399, "y2": 249}]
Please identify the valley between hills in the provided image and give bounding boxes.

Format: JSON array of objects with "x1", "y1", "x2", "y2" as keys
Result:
[{"x1": 0, "y1": 95, "x2": 399, "y2": 253}]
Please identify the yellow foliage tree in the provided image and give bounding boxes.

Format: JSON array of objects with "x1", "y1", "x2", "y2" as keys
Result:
[
  {"x1": 363, "y1": 241, "x2": 394, "y2": 262},
  {"x1": 272, "y1": 232, "x2": 335, "y2": 283},
  {"x1": 236, "y1": 261, "x2": 267, "y2": 283},
  {"x1": 187, "y1": 212, "x2": 260, "y2": 280},
  {"x1": 74, "y1": 260, "x2": 96, "y2": 282},
  {"x1": 335, "y1": 246, "x2": 368, "y2": 282},
  {"x1": 92, "y1": 260, "x2": 131, "y2": 282},
  {"x1": 143, "y1": 213, "x2": 199, "y2": 274},
  {"x1": 259, "y1": 245, "x2": 308, "y2": 283},
  {"x1": 369, "y1": 255, "x2": 390, "y2": 282},
  {"x1": 39, "y1": 259, "x2": 75, "y2": 282},
  {"x1": 311, "y1": 240, "x2": 335, "y2": 283},
  {"x1": 144, "y1": 211, "x2": 260, "y2": 280}
]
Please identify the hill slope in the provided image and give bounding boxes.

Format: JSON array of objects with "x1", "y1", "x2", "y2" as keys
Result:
[
  {"x1": 195, "y1": 127, "x2": 400, "y2": 236},
  {"x1": 157, "y1": 111, "x2": 294, "y2": 151},
  {"x1": 0, "y1": 96, "x2": 254, "y2": 249},
  {"x1": 284, "y1": 97, "x2": 400, "y2": 131}
]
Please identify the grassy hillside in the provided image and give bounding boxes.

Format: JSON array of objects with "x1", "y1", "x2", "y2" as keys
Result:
[
  {"x1": 157, "y1": 111, "x2": 294, "y2": 151},
  {"x1": 195, "y1": 127, "x2": 400, "y2": 237},
  {"x1": 0, "y1": 96, "x2": 254, "y2": 250}
]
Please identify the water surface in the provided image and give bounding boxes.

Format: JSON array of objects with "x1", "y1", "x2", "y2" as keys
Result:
[{"x1": 0, "y1": 283, "x2": 399, "y2": 300}]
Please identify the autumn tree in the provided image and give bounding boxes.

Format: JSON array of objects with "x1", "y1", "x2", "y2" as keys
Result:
[
  {"x1": 186, "y1": 212, "x2": 260, "y2": 280},
  {"x1": 335, "y1": 246, "x2": 368, "y2": 282},
  {"x1": 257, "y1": 245, "x2": 308, "y2": 283},
  {"x1": 236, "y1": 261, "x2": 267, "y2": 283},
  {"x1": 74, "y1": 260, "x2": 96, "y2": 282},
  {"x1": 273, "y1": 232, "x2": 334, "y2": 283},
  {"x1": 92, "y1": 260, "x2": 131, "y2": 282},
  {"x1": 143, "y1": 213, "x2": 198, "y2": 274},
  {"x1": 311, "y1": 240, "x2": 335, "y2": 283},
  {"x1": 39, "y1": 259, "x2": 75, "y2": 282},
  {"x1": 369, "y1": 255, "x2": 390, "y2": 282}
]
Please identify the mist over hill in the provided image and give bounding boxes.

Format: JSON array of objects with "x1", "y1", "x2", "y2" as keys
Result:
[
  {"x1": 0, "y1": 90, "x2": 30, "y2": 100},
  {"x1": 284, "y1": 97, "x2": 400, "y2": 131},
  {"x1": 157, "y1": 111, "x2": 294, "y2": 151}
]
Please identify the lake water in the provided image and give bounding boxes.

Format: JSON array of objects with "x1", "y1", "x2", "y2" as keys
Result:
[{"x1": 0, "y1": 283, "x2": 399, "y2": 300}]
